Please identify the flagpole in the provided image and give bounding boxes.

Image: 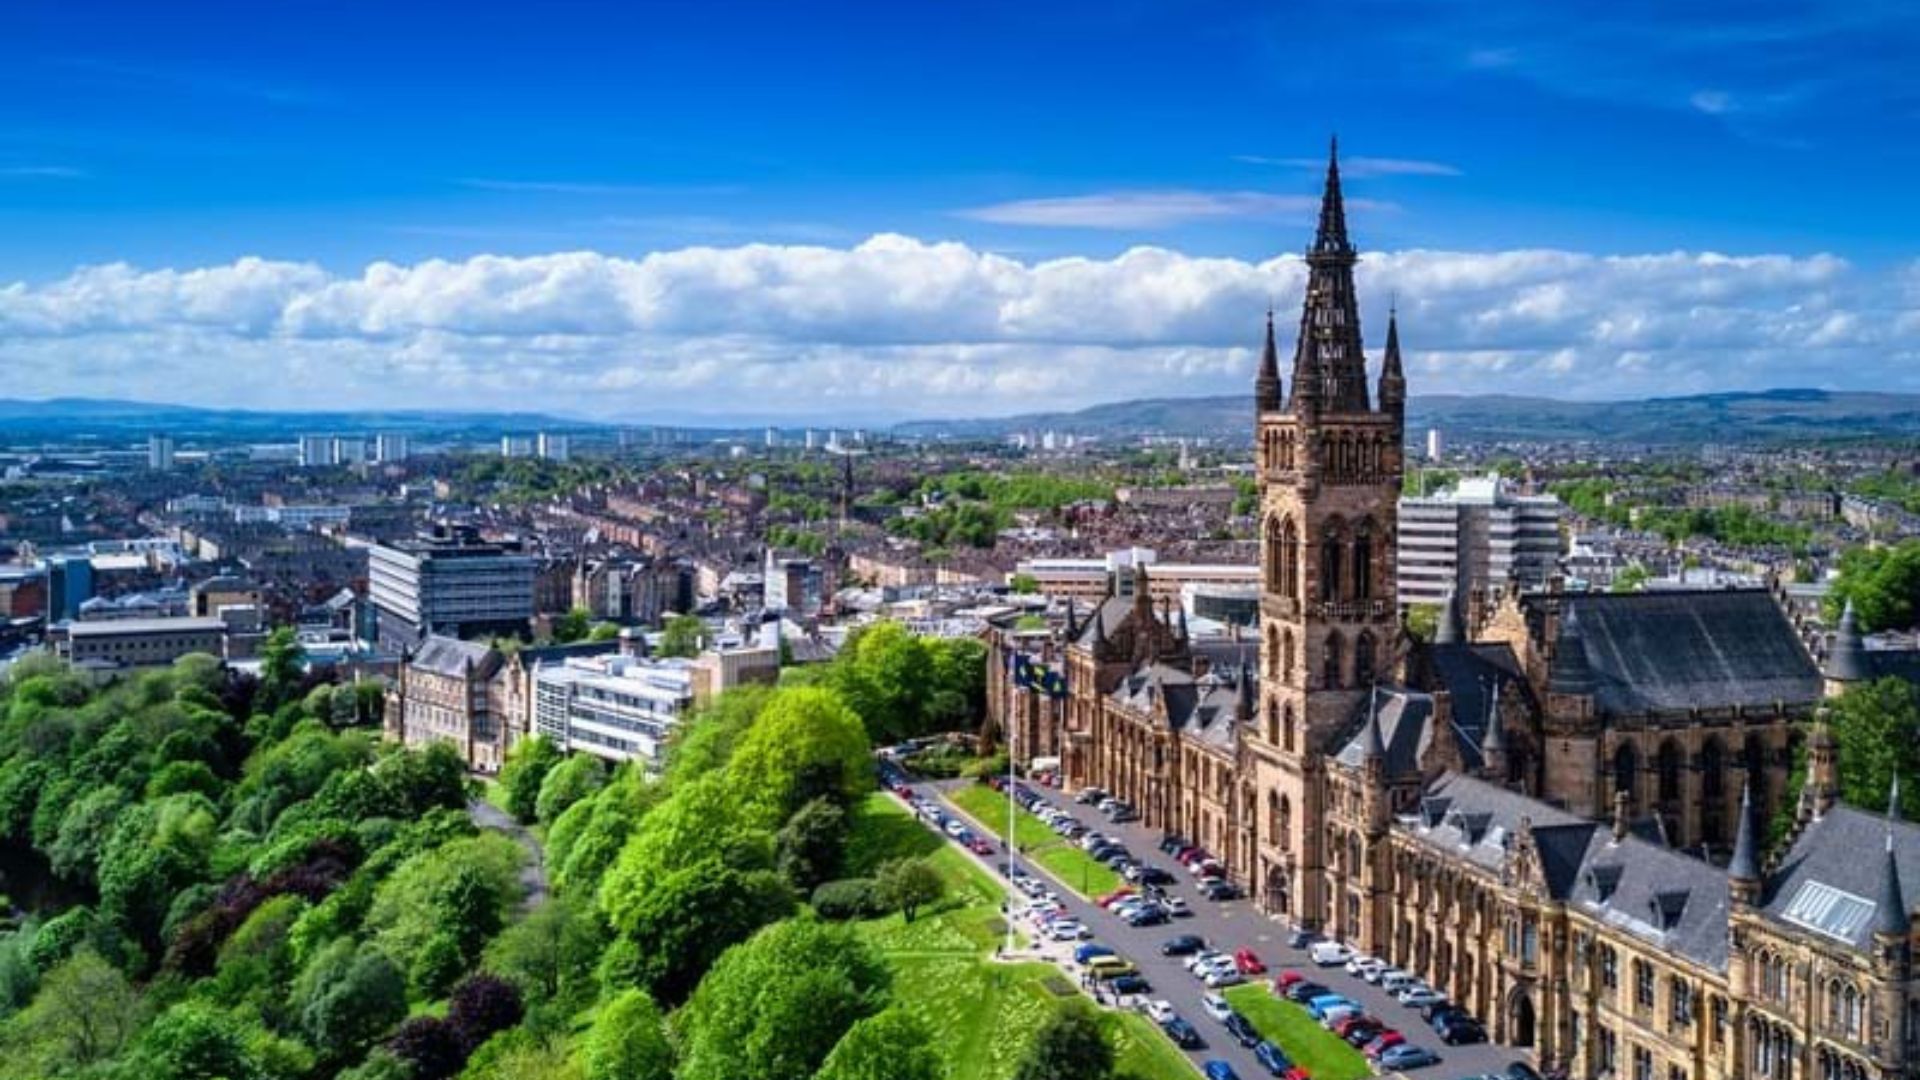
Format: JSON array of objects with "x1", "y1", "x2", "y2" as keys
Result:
[{"x1": 1005, "y1": 677, "x2": 1022, "y2": 957}]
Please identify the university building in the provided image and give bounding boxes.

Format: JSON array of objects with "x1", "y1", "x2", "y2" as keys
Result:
[{"x1": 989, "y1": 145, "x2": 1920, "y2": 1080}]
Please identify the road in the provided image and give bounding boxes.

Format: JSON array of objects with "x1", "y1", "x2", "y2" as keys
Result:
[
  {"x1": 468, "y1": 797, "x2": 549, "y2": 910},
  {"x1": 921, "y1": 776, "x2": 1521, "y2": 1080}
]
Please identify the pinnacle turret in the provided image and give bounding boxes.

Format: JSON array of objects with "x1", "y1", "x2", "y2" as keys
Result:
[
  {"x1": 1287, "y1": 137, "x2": 1370, "y2": 414},
  {"x1": 1255, "y1": 307, "x2": 1282, "y2": 414}
]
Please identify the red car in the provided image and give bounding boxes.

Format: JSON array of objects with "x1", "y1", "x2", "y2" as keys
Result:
[
  {"x1": 1363, "y1": 1031, "x2": 1405, "y2": 1059},
  {"x1": 1234, "y1": 948, "x2": 1267, "y2": 975},
  {"x1": 1273, "y1": 969, "x2": 1306, "y2": 993},
  {"x1": 1331, "y1": 1014, "x2": 1379, "y2": 1039},
  {"x1": 967, "y1": 837, "x2": 996, "y2": 855},
  {"x1": 1097, "y1": 887, "x2": 1137, "y2": 908},
  {"x1": 1283, "y1": 1068, "x2": 1311, "y2": 1080}
]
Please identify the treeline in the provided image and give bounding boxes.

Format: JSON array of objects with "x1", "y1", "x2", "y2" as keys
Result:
[{"x1": 1828, "y1": 539, "x2": 1920, "y2": 633}]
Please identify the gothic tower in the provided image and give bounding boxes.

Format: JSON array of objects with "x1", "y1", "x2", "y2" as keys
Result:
[{"x1": 1247, "y1": 139, "x2": 1406, "y2": 931}]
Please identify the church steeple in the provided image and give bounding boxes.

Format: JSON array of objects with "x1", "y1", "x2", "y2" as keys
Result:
[
  {"x1": 1288, "y1": 137, "x2": 1370, "y2": 414},
  {"x1": 1379, "y1": 307, "x2": 1406, "y2": 418},
  {"x1": 1255, "y1": 307, "x2": 1282, "y2": 414}
]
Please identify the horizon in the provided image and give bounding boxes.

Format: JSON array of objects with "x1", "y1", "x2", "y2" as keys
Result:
[{"x1": 3, "y1": 0, "x2": 1917, "y2": 418}]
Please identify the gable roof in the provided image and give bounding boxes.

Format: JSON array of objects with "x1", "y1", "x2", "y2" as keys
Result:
[
  {"x1": 1529, "y1": 591, "x2": 1820, "y2": 715},
  {"x1": 1763, "y1": 805, "x2": 1920, "y2": 949},
  {"x1": 410, "y1": 635, "x2": 502, "y2": 679}
]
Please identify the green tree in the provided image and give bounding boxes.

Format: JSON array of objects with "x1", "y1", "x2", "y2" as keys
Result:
[
  {"x1": 128, "y1": 1001, "x2": 263, "y2": 1080},
  {"x1": 673, "y1": 920, "x2": 888, "y2": 1080},
  {"x1": 438, "y1": 865, "x2": 506, "y2": 964},
  {"x1": 1828, "y1": 540, "x2": 1920, "y2": 633},
  {"x1": 47, "y1": 785, "x2": 128, "y2": 885},
  {"x1": 663, "y1": 685, "x2": 776, "y2": 786},
  {"x1": 534, "y1": 752, "x2": 605, "y2": 825},
  {"x1": 552, "y1": 607, "x2": 593, "y2": 644},
  {"x1": 874, "y1": 857, "x2": 944, "y2": 922},
  {"x1": 1013, "y1": 1001, "x2": 1114, "y2": 1080},
  {"x1": 1010, "y1": 573, "x2": 1039, "y2": 594},
  {"x1": 657, "y1": 614, "x2": 709, "y2": 659},
  {"x1": 725, "y1": 687, "x2": 872, "y2": 824},
  {"x1": 815, "y1": 1009, "x2": 940, "y2": 1080},
  {"x1": 1611, "y1": 563, "x2": 1654, "y2": 594},
  {"x1": 1826, "y1": 678, "x2": 1920, "y2": 817},
  {"x1": 500, "y1": 737, "x2": 563, "y2": 825},
  {"x1": 295, "y1": 941, "x2": 408, "y2": 1061},
  {"x1": 258, "y1": 628, "x2": 306, "y2": 714},
  {"x1": 774, "y1": 797, "x2": 847, "y2": 891},
  {"x1": 582, "y1": 988, "x2": 674, "y2": 1080},
  {"x1": 599, "y1": 858, "x2": 793, "y2": 1005},
  {"x1": 483, "y1": 895, "x2": 604, "y2": 1010},
  {"x1": 3, "y1": 948, "x2": 141, "y2": 1075}
]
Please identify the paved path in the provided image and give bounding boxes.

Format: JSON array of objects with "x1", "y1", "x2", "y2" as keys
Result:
[
  {"x1": 924, "y1": 777, "x2": 1522, "y2": 1080},
  {"x1": 468, "y1": 797, "x2": 549, "y2": 910}
]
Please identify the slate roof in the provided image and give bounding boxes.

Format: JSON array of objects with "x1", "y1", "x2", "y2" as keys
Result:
[
  {"x1": 1424, "y1": 641, "x2": 1535, "y2": 750},
  {"x1": 1761, "y1": 805, "x2": 1920, "y2": 950},
  {"x1": 1529, "y1": 591, "x2": 1820, "y2": 715},
  {"x1": 1565, "y1": 827, "x2": 1732, "y2": 972},
  {"x1": 1075, "y1": 595, "x2": 1136, "y2": 648},
  {"x1": 1109, "y1": 663, "x2": 1248, "y2": 755},
  {"x1": 1333, "y1": 687, "x2": 1485, "y2": 776},
  {"x1": 1403, "y1": 773, "x2": 1591, "y2": 886},
  {"x1": 409, "y1": 635, "x2": 501, "y2": 679}
]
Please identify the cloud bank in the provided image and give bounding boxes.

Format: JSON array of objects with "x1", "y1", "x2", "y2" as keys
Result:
[{"x1": 0, "y1": 236, "x2": 1913, "y2": 421}]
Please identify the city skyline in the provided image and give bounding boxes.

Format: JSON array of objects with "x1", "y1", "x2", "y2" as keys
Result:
[{"x1": 2, "y1": 0, "x2": 1916, "y2": 418}]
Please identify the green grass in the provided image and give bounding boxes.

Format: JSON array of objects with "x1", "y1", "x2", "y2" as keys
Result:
[
  {"x1": 1224, "y1": 984, "x2": 1372, "y2": 1080},
  {"x1": 947, "y1": 783, "x2": 1122, "y2": 897},
  {"x1": 845, "y1": 791, "x2": 1193, "y2": 1080}
]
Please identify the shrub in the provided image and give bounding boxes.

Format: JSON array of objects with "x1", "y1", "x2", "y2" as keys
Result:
[{"x1": 810, "y1": 878, "x2": 884, "y2": 921}]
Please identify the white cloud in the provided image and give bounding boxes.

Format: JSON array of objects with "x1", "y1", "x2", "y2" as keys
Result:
[
  {"x1": 953, "y1": 191, "x2": 1371, "y2": 229},
  {"x1": 1234, "y1": 155, "x2": 1462, "y2": 178},
  {"x1": 1690, "y1": 89, "x2": 1736, "y2": 115},
  {"x1": 0, "y1": 166, "x2": 87, "y2": 179},
  {"x1": 0, "y1": 238, "x2": 1913, "y2": 421}
]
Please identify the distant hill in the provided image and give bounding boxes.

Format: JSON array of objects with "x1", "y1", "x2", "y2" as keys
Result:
[
  {"x1": 894, "y1": 388, "x2": 1920, "y2": 445},
  {"x1": 0, "y1": 398, "x2": 591, "y2": 439}
]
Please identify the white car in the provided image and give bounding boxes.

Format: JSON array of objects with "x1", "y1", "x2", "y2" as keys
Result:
[
  {"x1": 1203, "y1": 968, "x2": 1246, "y2": 988},
  {"x1": 1201, "y1": 992, "x2": 1234, "y2": 1023},
  {"x1": 1346, "y1": 954, "x2": 1381, "y2": 976},
  {"x1": 1144, "y1": 999, "x2": 1177, "y2": 1025},
  {"x1": 1048, "y1": 920, "x2": 1090, "y2": 941},
  {"x1": 1399, "y1": 986, "x2": 1448, "y2": 1009},
  {"x1": 1186, "y1": 951, "x2": 1229, "y2": 974},
  {"x1": 1163, "y1": 897, "x2": 1192, "y2": 917},
  {"x1": 1310, "y1": 941, "x2": 1355, "y2": 967},
  {"x1": 1380, "y1": 970, "x2": 1417, "y2": 992}
]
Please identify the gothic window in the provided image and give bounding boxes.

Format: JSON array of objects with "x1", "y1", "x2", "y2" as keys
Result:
[
  {"x1": 1613, "y1": 742, "x2": 1639, "y2": 810},
  {"x1": 1323, "y1": 632, "x2": 1344, "y2": 689},
  {"x1": 1701, "y1": 737, "x2": 1726, "y2": 797},
  {"x1": 1282, "y1": 701, "x2": 1297, "y2": 753},
  {"x1": 1267, "y1": 700, "x2": 1281, "y2": 745},
  {"x1": 1355, "y1": 631, "x2": 1376, "y2": 686},
  {"x1": 1281, "y1": 518, "x2": 1301, "y2": 600},
  {"x1": 1266, "y1": 624, "x2": 1281, "y2": 679},
  {"x1": 1282, "y1": 629, "x2": 1296, "y2": 680},
  {"x1": 1658, "y1": 739, "x2": 1684, "y2": 804},
  {"x1": 1745, "y1": 734, "x2": 1769, "y2": 807},
  {"x1": 1265, "y1": 516, "x2": 1286, "y2": 594},
  {"x1": 1352, "y1": 519, "x2": 1374, "y2": 600},
  {"x1": 1319, "y1": 519, "x2": 1345, "y2": 602}
]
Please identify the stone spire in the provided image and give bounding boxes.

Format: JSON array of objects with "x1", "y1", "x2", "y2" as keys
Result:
[
  {"x1": 1728, "y1": 780, "x2": 1763, "y2": 897},
  {"x1": 1378, "y1": 306, "x2": 1406, "y2": 417},
  {"x1": 1828, "y1": 598, "x2": 1869, "y2": 683},
  {"x1": 1481, "y1": 678, "x2": 1507, "y2": 758},
  {"x1": 1064, "y1": 600, "x2": 1080, "y2": 641},
  {"x1": 1874, "y1": 807, "x2": 1908, "y2": 939},
  {"x1": 1360, "y1": 686, "x2": 1387, "y2": 766},
  {"x1": 1255, "y1": 306, "x2": 1282, "y2": 414},
  {"x1": 1548, "y1": 606, "x2": 1597, "y2": 696},
  {"x1": 1288, "y1": 137, "x2": 1370, "y2": 415}
]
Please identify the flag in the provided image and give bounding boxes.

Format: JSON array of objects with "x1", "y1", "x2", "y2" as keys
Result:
[{"x1": 1013, "y1": 653, "x2": 1068, "y2": 700}]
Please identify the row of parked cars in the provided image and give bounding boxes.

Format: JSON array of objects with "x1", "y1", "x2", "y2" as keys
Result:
[
  {"x1": 1191, "y1": 992, "x2": 1307, "y2": 1080},
  {"x1": 1262, "y1": 968, "x2": 1444, "y2": 1071},
  {"x1": 1071, "y1": 785, "x2": 1141, "y2": 823}
]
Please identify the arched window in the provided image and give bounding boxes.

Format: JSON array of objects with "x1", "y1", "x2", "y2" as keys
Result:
[
  {"x1": 1658, "y1": 739, "x2": 1684, "y2": 804},
  {"x1": 1323, "y1": 632, "x2": 1344, "y2": 689},
  {"x1": 1280, "y1": 518, "x2": 1300, "y2": 600},
  {"x1": 1702, "y1": 737, "x2": 1726, "y2": 798},
  {"x1": 1266, "y1": 624, "x2": 1281, "y2": 678},
  {"x1": 1264, "y1": 516, "x2": 1286, "y2": 593},
  {"x1": 1319, "y1": 518, "x2": 1346, "y2": 602},
  {"x1": 1355, "y1": 631, "x2": 1377, "y2": 686},
  {"x1": 1613, "y1": 742, "x2": 1638, "y2": 809},
  {"x1": 1278, "y1": 795, "x2": 1292, "y2": 850},
  {"x1": 1266, "y1": 700, "x2": 1281, "y2": 746},
  {"x1": 1352, "y1": 519, "x2": 1374, "y2": 601},
  {"x1": 1282, "y1": 629, "x2": 1296, "y2": 680},
  {"x1": 1282, "y1": 701, "x2": 1297, "y2": 752}
]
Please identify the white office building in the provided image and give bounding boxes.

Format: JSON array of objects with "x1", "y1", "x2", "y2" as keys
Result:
[
  {"x1": 298, "y1": 434, "x2": 336, "y2": 467},
  {"x1": 532, "y1": 654, "x2": 695, "y2": 766},
  {"x1": 501, "y1": 435, "x2": 534, "y2": 458},
  {"x1": 374, "y1": 433, "x2": 411, "y2": 463},
  {"x1": 1397, "y1": 474, "x2": 1564, "y2": 608},
  {"x1": 147, "y1": 434, "x2": 175, "y2": 471},
  {"x1": 1425, "y1": 428, "x2": 1445, "y2": 461},
  {"x1": 537, "y1": 432, "x2": 571, "y2": 462}
]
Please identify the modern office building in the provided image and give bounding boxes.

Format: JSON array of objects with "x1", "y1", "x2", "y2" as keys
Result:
[
  {"x1": 367, "y1": 524, "x2": 538, "y2": 643},
  {"x1": 298, "y1": 434, "x2": 337, "y2": 467},
  {"x1": 147, "y1": 434, "x2": 176, "y2": 471},
  {"x1": 500, "y1": 435, "x2": 534, "y2": 458},
  {"x1": 53, "y1": 615, "x2": 227, "y2": 671},
  {"x1": 1012, "y1": 547, "x2": 1258, "y2": 604},
  {"x1": 1397, "y1": 473, "x2": 1564, "y2": 608},
  {"x1": 536, "y1": 432, "x2": 571, "y2": 462},
  {"x1": 531, "y1": 653, "x2": 695, "y2": 766},
  {"x1": 1425, "y1": 427, "x2": 1444, "y2": 461}
]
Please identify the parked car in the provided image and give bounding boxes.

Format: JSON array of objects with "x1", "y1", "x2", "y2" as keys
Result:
[
  {"x1": 1348, "y1": 956, "x2": 1385, "y2": 980},
  {"x1": 1203, "y1": 968, "x2": 1245, "y2": 989},
  {"x1": 1187, "y1": 951, "x2": 1230, "y2": 974},
  {"x1": 1363, "y1": 1031, "x2": 1407, "y2": 1058},
  {"x1": 1234, "y1": 948, "x2": 1267, "y2": 975},
  {"x1": 1379, "y1": 970, "x2": 1417, "y2": 992},
  {"x1": 1378, "y1": 1045, "x2": 1443, "y2": 1070},
  {"x1": 1111, "y1": 806, "x2": 1140, "y2": 823},
  {"x1": 1332, "y1": 1014, "x2": 1382, "y2": 1040},
  {"x1": 1127, "y1": 906, "x2": 1169, "y2": 927},
  {"x1": 1074, "y1": 787, "x2": 1108, "y2": 805},
  {"x1": 1273, "y1": 969, "x2": 1306, "y2": 992},
  {"x1": 1201, "y1": 993, "x2": 1235, "y2": 1023},
  {"x1": 1143, "y1": 1000, "x2": 1177, "y2": 1024},
  {"x1": 1203, "y1": 1062, "x2": 1241, "y2": 1080},
  {"x1": 1162, "y1": 934, "x2": 1207, "y2": 956},
  {"x1": 1072, "y1": 943, "x2": 1114, "y2": 964},
  {"x1": 1200, "y1": 879, "x2": 1241, "y2": 901},
  {"x1": 1506, "y1": 1063, "x2": 1545, "y2": 1080},
  {"x1": 1344, "y1": 1023, "x2": 1386, "y2": 1048},
  {"x1": 1399, "y1": 986, "x2": 1449, "y2": 1009},
  {"x1": 1306, "y1": 993, "x2": 1357, "y2": 1019},
  {"x1": 1164, "y1": 1017, "x2": 1204, "y2": 1049},
  {"x1": 1253, "y1": 1041, "x2": 1292, "y2": 1076},
  {"x1": 1224, "y1": 1013, "x2": 1261, "y2": 1048},
  {"x1": 1164, "y1": 897, "x2": 1193, "y2": 917},
  {"x1": 1309, "y1": 941, "x2": 1354, "y2": 966},
  {"x1": 1110, "y1": 974, "x2": 1152, "y2": 995},
  {"x1": 1047, "y1": 920, "x2": 1089, "y2": 941},
  {"x1": 1283, "y1": 981, "x2": 1330, "y2": 1003},
  {"x1": 1287, "y1": 926, "x2": 1316, "y2": 949},
  {"x1": 1436, "y1": 1014, "x2": 1487, "y2": 1045}
]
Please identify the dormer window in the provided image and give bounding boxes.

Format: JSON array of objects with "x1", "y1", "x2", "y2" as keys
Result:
[
  {"x1": 1588, "y1": 863, "x2": 1623, "y2": 903},
  {"x1": 1650, "y1": 889, "x2": 1689, "y2": 930}
]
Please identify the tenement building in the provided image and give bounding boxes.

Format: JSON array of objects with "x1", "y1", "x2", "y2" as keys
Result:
[{"x1": 1042, "y1": 144, "x2": 1920, "y2": 1079}]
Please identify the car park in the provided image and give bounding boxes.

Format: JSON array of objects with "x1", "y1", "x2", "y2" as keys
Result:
[{"x1": 1201, "y1": 993, "x2": 1235, "y2": 1023}]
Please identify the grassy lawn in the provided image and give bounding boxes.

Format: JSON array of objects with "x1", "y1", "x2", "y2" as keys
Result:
[
  {"x1": 848, "y1": 792, "x2": 1193, "y2": 1080},
  {"x1": 1224, "y1": 985, "x2": 1372, "y2": 1080},
  {"x1": 947, "y1": 783, "x2": 1122, "y2": 897}
]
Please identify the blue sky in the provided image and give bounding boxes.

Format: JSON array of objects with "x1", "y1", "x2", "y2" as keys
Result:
[{"x1": 1, "y1": 0, "x2": 1916, "y2": 420}]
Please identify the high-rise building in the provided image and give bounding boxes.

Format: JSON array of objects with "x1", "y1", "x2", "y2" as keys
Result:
[
  {"x1": 764, "y1": 426, "x2": 778, "y2": 448},
  {"x1": 374, "y1": 433, "x2": 411, "y2": 463},
  {"x1": 367, "y1": 524, "x2": 538, "y2": 643},
  {"x1": 1425, "y1": 427, "x2": 1444, "y2": 461},
  {"x1": 333, "y1": 436, "x2": 369, "y2": 464},
  {"x1": 147, "y1": 434, "x2": 176, "y2": 471},
  {"x1": 500, "y1": 435, "x2": 534, "y2": 458},
  {"x1": 298, "y1": 434, "x2": 336, "y2": 467},
  {"x1": 1396, "y1": 474, "x2": 1564, "y2": 608},
  {"x1": 536, "y1": 432, "x2": 571, "y2": 462}
]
